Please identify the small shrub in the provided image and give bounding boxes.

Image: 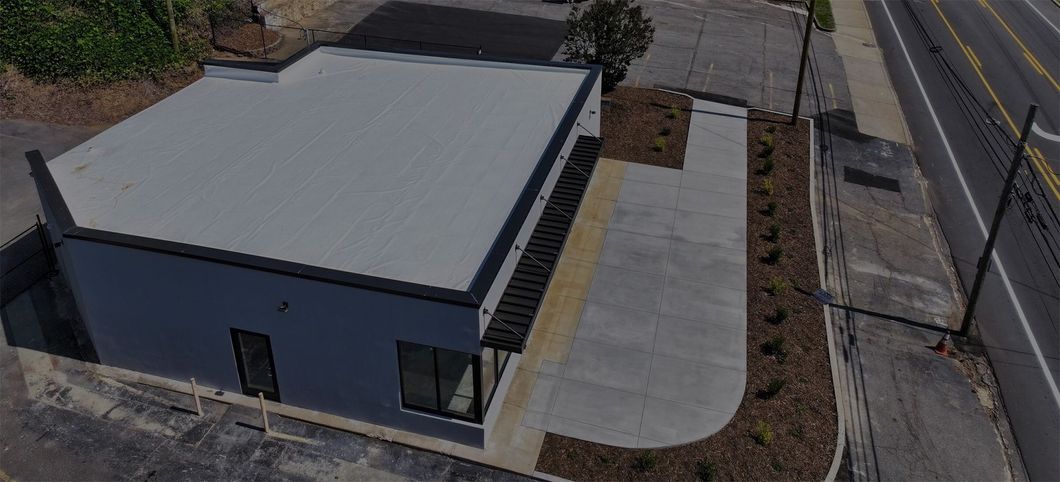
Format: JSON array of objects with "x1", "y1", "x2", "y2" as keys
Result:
[
  {"x1": 771, "y1": 460, "x2": 784, "y2": 472},
  {"x1": 766, "y1": 245, "x2": 783, "y2": 264},
  {"x1": 768, "y1": 223, "x2": 781, "y2": 242},
  {"x1": 761, "y1": 178, "x2": 774, "y2": 196},
  {"x1": 766, "y1": 201, "x2": 779, "y2": 217},
  {"x1": 761, "y1": 155, "x2": 775, "y2": 174},
  {"x1": 761, "y1": 335, "x2": 788, "y2": 363},
  {"x1": 633, "y1": 452, "x2": 658, "y2": 473},
  {"x1": 695, "y1": 460, "x2": 718, "y2": 482},
  {"x1": 791, "y1": 423, "x2": 805, "y2": 440},
  {"x1": 758, "y1": 378, "x2": 787, "y2": 399},
  {"x1": 666, "y1": 104, "x2": 679, "y2": 119},
  {"x1": 765, "y1": 125, "x2": 777, "y2": 133},
  {"x1": 759, "y1": 144, "x2": 775, "y2": 158},
  {"x1": 767, "y1": 276, "x2": 787, "y2": 295},
  {"x1": 753, "y1": 421, "x2": 774, "y2": 446},
  {"x1": 769, "y1": 306, "x2": 789, "y2": 324},
  {"x1": 659, "y1": 126, "x2": 672, "y2": 136},
  {"x1": 759, "y1": 133, "x2": 774, "y2": 148},
  {"x1": 653, "y1": 137, "x2": 666, "y2": 152}
]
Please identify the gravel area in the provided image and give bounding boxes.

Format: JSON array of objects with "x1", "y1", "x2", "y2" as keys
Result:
[
  {"x1": 535, "y1": 109, "x2": 835, "y2": 481},
  {"x1": 600, "y1": 87, "x2": 691, "y2": 169}
]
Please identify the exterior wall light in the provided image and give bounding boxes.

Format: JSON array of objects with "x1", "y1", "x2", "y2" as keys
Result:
[{"x1": 277, "y1": 301, "x2": 289, "y2": 313}]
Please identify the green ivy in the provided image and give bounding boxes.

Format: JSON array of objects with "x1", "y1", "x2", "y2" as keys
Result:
[{"x1": 0, "y1": 0, "x2": 224, "y2": 82}]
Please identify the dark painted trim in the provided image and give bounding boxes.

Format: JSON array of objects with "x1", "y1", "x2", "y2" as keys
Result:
[
  {"x1": 467, "y1": 64, "x2": 601, "y2": 303},
  {"x1": 30, "y1": 44, "x2": 599, "y2": 308},
  {"x1": 231, "y1": 328, "x2": 281, "y2": 402},
  {"x1": 25, "y1": 151, "x2": 75, "y2": 233},
  {"x1": 62, "y1": 227, "x2": 476, "y2": 305}
]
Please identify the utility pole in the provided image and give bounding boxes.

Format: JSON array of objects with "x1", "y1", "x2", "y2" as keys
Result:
[
  {"x1": 959, "y1": 103, "x2": 1038, "y2": 337},
  {"x1": 791, "y1": 0, "x2": 818, "y2": 124},
  {"x1": 165, "y1": 0, "x2": 179, "y2": 50}
]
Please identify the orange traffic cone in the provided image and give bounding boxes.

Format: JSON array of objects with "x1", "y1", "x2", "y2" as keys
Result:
[{"x1": 933, "y1": 333, "x2": 951, "y2": 356}]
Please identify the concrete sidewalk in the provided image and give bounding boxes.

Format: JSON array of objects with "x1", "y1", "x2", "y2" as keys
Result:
[
  {"x1": 814, "y1": 112, "x2": 1024, "y2": 481},
  {"x1": 522, "y1": 99, "x2": 748, "y2": 448}
]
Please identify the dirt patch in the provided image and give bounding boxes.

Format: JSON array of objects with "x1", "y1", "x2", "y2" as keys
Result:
[
  {"x1": 600, "y1": 87, "x2": 691, "y2": 169},
  {"x1": 535, "y1": 110, "x2": 836, "y2": 481},
  {"x1": 214, "y1": 23, "x2": 282, "y2": 56},
  {"x1": 0, "y1": 66, "x2": 202, "y2": 126}
]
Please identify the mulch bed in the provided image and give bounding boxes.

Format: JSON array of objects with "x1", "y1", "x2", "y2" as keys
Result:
[
  {"x1": 600, "y1": 86, "x2": 692, "y2": 169},
  {"x1": 535, "y1": 110, "x2": 836, "y2": 481},
  {"x1": 0, "y1": 66, "x2": 202, "y2": 126},
  {"x1": 213, "y1": 23, "x2": 282, "y2": 55}
]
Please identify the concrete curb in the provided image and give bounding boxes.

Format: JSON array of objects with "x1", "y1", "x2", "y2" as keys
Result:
[{"x1": 808, "y1": 117, "x2": 846, "y2": 482}]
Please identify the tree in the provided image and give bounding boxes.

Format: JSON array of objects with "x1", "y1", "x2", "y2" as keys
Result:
[{"x1": 562, "y1": 0, "x2": 655, "y2": 91}]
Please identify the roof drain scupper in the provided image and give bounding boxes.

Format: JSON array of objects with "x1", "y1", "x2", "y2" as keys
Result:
[{"x1": 481, "y1": 135, "x2": 604, "y2": 352}]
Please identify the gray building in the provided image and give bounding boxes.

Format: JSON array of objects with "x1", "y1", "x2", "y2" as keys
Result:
[{"x1": 30, "y1": 44, "x2": 602, "y2": 447}]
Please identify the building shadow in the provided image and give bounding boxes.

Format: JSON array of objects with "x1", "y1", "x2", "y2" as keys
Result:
[{"x1": 0, "y1": 270, "x2": 99, "y2": 363}]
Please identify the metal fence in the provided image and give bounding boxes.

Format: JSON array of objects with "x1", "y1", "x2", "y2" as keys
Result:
[
  {"x1": 1, "y1": 216, "x2": 56, "y2": 306},
  {"x1": 214, "y1": 22, "x2": 482, "y2": 62}
]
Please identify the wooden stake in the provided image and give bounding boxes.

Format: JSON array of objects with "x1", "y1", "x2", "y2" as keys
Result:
[
  {"x1": 190, "y1": 377, "x2": 203, "y2": 416},
  {"x1": 258, "y1": 392, "x2": 271, "y2": 434}
]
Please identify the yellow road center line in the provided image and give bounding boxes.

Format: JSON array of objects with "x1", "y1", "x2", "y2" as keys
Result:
[
  {"x1": 829, "y1": 82, "x2": 838, "y2": 109},
  {"x1": 931, "y1": 0, "x2": 1060, "y2": 201},
  {"x1": 1024, "y1": 50, "x2": 1045, "y2": 76},
  {"x1": 966, "y1": 45, "x2": 983, "y2": 69},
  {"x1": 980, "y1": 0, "x2": 1060, "y2": 91},
  {"x1": 703, "y1": 62, "x2": 714, "y2": 91},
  {"x1": 1034, "y1": 147, "x2": 1060, "y2": 184}
]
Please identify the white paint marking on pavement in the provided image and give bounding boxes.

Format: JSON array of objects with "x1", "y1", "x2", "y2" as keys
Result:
[
  {"x1": 879, "y1": 0, "x2": 1060, "y2": 409},
  {"x1": 1032, "y1": 122, "x2": 1060, "y2": 143},
  {"x1": 1020, "y1": 0, "x2": 1060, "y2": 36}
]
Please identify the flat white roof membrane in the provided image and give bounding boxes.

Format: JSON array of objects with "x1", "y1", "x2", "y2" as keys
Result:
[{"x1": 48, "y1": 48, "x2": 588, "y2": 290}]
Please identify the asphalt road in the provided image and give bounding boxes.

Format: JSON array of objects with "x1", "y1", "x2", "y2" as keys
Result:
[{"x1": 864, "y1": 0, "x2": 1060, "y2": 479}]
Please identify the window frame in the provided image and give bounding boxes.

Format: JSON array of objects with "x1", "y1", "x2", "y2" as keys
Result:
[
  {"x1": 482, "y1": 347, "x2": 512, "y2": 412},
  {"x1": 396, "y1": 340, "x2": 482, "y2": 423},
  {"x1": 230, "y1": 328, "x2": 281, "y2": 402}
]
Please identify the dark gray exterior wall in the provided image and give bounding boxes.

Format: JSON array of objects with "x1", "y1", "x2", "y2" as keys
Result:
[{"x1": 60, "y1": 237, "x2": 486, "y2": 445}]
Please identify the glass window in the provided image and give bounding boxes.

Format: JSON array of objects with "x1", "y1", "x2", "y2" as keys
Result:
[
  {"x1": 397, "y1": 341, "x2": 438, "y2": 410},
  {"x1": 231, "y1": 329, "x2": 280, "y2": 401},
  {"x1": 436, "y1": 349, "x2": 475, "y2": 417},
  {"x1": 481, "y1": 348, "x2": 498, "y2": 403},
  {"x1": 397, "y1": 341, "x2": 480, "y2": 421}
]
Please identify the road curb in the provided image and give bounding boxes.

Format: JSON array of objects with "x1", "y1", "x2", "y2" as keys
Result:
[{"x1": 808, "y1": 117, "x2": 846, "y2": 482}]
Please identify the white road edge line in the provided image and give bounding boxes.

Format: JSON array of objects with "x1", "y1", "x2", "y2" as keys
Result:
[
  {"x1": 1020, "y1": 0, "x2": 1060, "y2": 37},
  {"x1": 1032, "y1": 122, "x2": 1060, "y2": 143},
  {"x1": 879, "y1": 0, "x2": 1060, "y2": 410}
]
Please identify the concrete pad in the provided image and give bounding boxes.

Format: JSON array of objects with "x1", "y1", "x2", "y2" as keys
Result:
[
  {"x1": 637, "y1": 398, "x2": 735, "y2": 446},
  {"x1": 549, "y1": 379, "x2": 645, "y2": 436},
  {"x1": 618, "y1": 179, "x2": 680, "y2": 209},
  {"x1": 547, "y1": 417, "x2": 639, "y2": 448},
  {"x1": 660, "y1": 277, "x2": 746, "y2": 328},
  {"x1": 666, "y1": 240, "x2": 746, "y2": 288},
  {"x1": 575, "y1": 302, "x2": 659, "y2": 353},
  {"x1": 681, "y1": 141, "x2": 746, "y2": 179},
  {"x1": 672, "y1": 210, "x2": 746, "y2": 250},
  {"x1": 526, "y1": 375, "x2": 561, "y2": 413},
  {"x1": 622, "y1": 163, "x2": 682, "y2": 186},
  {"x1": 653, "y1": 316, "x2": 746, "y2": 370},
  {"x1": 586, "y1": 265, "x2": 665, "y2": 313},
  {"x1": 676, "y1": 188, "x2": 745, "y2": 219},
  {"x1": 609, "y1": 202, "x2": 676, "y2": 238},
  {"x1": 679, "y1": 171, "x2": 747, "y2": 197},
  {"x1": 563, "y1": 339, "x2": 653, "y2": 394},
  {"x1": 646, "y1": 355, "x2": 745, "y2": 411},
  {"x1": 597, "y1": 230, "x2": 671, "y2": 275}
]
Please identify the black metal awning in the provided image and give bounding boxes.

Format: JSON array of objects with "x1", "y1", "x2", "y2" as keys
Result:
[{"x1": 481, "y1": 135, "x2": 603, "y2": 353}]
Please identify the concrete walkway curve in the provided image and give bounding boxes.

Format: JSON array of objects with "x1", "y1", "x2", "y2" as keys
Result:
[{"x1": 521, "y1": 100, "x2": 749, "y2": 448}]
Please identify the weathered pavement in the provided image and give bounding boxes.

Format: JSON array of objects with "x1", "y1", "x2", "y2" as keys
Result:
[
  {"x1": 813, "y1": 110, "x2": 1025, "y2": 481},
  {"x1": 0, "y1": 277, "x2": 528, "y2": 481}
]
